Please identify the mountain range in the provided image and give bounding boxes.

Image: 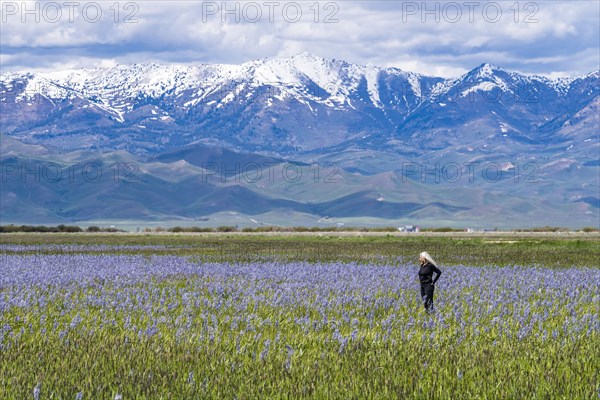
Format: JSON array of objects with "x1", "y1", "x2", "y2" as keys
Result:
[{"x1": 1, "y1": 53, "x2": 598, "y2": 228}]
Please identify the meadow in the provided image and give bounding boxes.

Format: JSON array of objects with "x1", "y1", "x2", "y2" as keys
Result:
[{"x1": 1, "y1": 233, "x2": 598, "y2": 399}]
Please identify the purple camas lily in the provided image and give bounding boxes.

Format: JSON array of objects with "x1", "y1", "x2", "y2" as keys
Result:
[{"x1": 1, "y1": 248, "x2": 598, "y2": 355}]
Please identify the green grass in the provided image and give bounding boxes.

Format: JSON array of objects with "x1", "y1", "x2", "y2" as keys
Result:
[
  {"x1": 1, "y1": 232, "x2": 599, "y2": 267},
  {"x1": 2, "y1": 273, "x2": 597, "y2": 399},
  {"x1": 1, "y1": 233, "x2": 598, "y2": 398}
]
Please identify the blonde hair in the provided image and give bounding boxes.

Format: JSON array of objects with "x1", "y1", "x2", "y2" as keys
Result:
[{"x1": 419, "y1": 251, "x2": 437, "y2": 266}]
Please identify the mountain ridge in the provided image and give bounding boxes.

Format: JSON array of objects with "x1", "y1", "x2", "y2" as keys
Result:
[
  {"x1": 2, "y1": 54, "x2": 596, "y2": 156},
  {"x1": 1, "y1": 54, "x2": 598, "y2": 227}
]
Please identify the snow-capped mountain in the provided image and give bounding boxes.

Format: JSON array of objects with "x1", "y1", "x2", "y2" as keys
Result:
[
  {"x1": 1, "y1": 54, "x2": 598, "y2": 228},
  {"x1": 1, "y1": 54, "x2": 597, "y2": 157},
  {"x1": 382, "y1": 64, "x2": 599, "y2": 156},
  {"x1": 1, "y1": 53, "x2": 443, "y2": 153},
  {"x1": 2, "y1": 52, "x2": 431, "y2": 112}
]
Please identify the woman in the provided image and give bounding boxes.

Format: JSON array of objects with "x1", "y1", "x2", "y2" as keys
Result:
[{"x1": 418, "y1": 251, "x2": 441, "y2": 313}]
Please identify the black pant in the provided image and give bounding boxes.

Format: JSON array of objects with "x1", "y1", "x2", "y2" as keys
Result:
[{"x1": 420, "y1": 284, "x2": 435, "y2": 312}]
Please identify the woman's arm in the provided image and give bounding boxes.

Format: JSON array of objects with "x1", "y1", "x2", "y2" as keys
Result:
[{"x1": 432, "y1": 265, "x2": 442, "y2": 284}]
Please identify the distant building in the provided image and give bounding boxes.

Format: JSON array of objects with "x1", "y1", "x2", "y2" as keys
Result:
[{"x1": 398, "y1": 225, "x2": 420, "y2": 232}]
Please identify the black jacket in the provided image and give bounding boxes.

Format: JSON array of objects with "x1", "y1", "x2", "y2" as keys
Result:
[{"x1": 418, "y1": 261, "x2": 441, "y2": 285}]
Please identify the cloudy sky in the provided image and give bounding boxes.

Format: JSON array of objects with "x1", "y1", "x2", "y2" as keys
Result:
[{"x1": 1, "y1": 0, "x2": 598, "y2": 78}]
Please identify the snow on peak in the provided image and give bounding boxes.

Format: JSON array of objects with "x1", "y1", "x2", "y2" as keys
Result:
[
  {"x1": 2, "y1": 56, "x2": 594, "y2": 112},
  {"x1": 0, "y1": 54, "x2": 425, "y2": 108},
  {"x1": 291, "y1": 51, "x2": 323, "y2": 62},
  {"x1": 476, "y1": 63, "x2": 504, "y2": 77}
]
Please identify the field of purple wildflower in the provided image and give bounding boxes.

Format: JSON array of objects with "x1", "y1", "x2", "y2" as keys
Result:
[{"x1": 1, "y1": 236, "x2": 598, "y2": 398}]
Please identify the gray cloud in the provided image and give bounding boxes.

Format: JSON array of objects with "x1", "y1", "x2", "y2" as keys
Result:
[{"x1": 0, "y1": 0, "x2": 598, "y2": 77}]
